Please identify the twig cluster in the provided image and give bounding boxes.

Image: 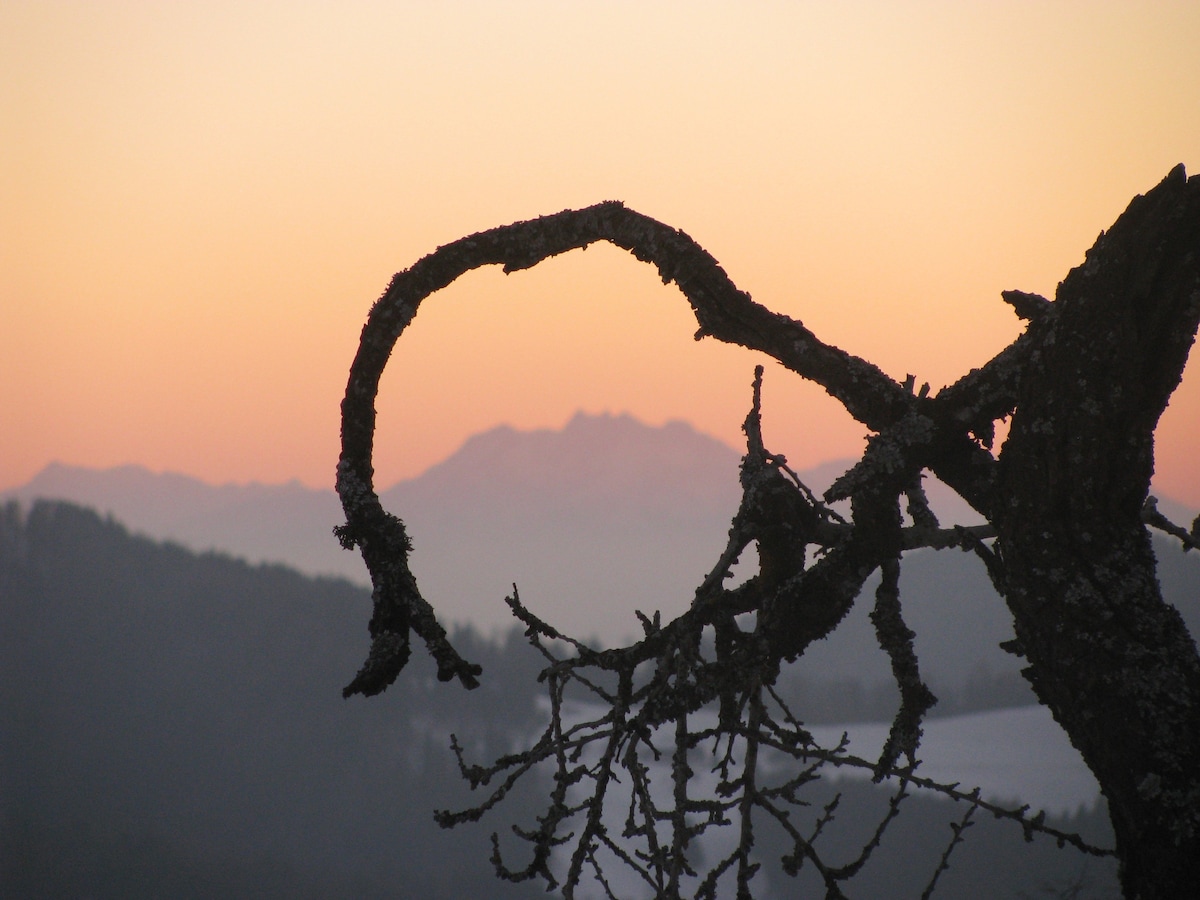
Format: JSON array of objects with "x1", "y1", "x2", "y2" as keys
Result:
[{"x1": 428, "y1": 370, "x2": 1112, "y2": 898}]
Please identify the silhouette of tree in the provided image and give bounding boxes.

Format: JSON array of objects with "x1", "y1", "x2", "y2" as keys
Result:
[{"x1": 334, "y1": 167, "x2": 1200, "y2": 898}]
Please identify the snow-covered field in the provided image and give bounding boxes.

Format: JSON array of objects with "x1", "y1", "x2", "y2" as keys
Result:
[
  {"x1": 543, "y1": 702, "x2": 1101, "y2": 898},
  {"x1": 550, "y1": 700, "x2": 1100, "y2": 817},
  {"x1": 810, "y1": 705, "x2": 1100, "y2": 815}
]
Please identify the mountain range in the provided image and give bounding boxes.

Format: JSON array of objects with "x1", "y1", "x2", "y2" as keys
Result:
[
  {"x1": 6, "y1": 413, "x2": 744, "y2": 644},
  {"x1": 7, "y1": 410, "x2": 1198, "y2": 694}
]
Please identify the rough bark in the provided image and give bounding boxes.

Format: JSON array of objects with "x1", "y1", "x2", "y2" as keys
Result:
[{"x1": 992, "y1": 166, "x2": 1200, "y2": 899}]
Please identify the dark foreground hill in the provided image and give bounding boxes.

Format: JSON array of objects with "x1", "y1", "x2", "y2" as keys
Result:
[
  {"x1": 0, "y1": 501, "x2": 548, "y2": 899},
  {"x1": 0, "y1": 501, "x2": 1122, "y2": 898}
]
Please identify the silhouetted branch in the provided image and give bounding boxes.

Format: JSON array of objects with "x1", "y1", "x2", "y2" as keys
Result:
[
  {"x1": 1142, "y1": 496, "x2": 1200, "y2": 552},
  {"x1": 335, "y1": 201, "x2": 1030, "y2": 694},
  {"x1": 869, "y1": 558, "x2": 937, "y2": 778},
  {"x1": 920, "y1": 795, "x2": 979, "y2": 900}
]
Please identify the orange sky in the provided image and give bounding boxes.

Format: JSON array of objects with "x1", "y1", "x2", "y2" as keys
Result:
[{"x1": 3, "y1": 2, "x2": 1199, "y2": 505}]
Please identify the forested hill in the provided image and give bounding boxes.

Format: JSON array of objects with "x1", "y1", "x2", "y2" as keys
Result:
[
  {"x1": 0, "y1": 500, "x2": 1128, "y2": 898},
  {"x1": 0, "y1": 500, "x2": 547, "y2": 899}
]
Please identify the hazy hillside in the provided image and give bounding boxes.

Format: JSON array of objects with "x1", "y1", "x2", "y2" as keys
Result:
[
  {"x1": 7, "y1": 461, "x2": 352, "y2": 583},
  {"x1": 0, "y1": 501, "x2": 549, "y2": 898},
  {"x1": 0, "y1": 501, "x2": 1119, "y2": 899},
  {"x1": 6, "y1": 413, "x2": 744, "y2": 642}
]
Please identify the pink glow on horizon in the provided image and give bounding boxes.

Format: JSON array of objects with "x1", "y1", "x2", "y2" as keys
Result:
[{"x1": 2, "y1": 3, "x2": 1198, "y2": 505}]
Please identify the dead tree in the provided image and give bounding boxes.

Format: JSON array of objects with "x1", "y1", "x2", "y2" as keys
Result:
[{"x1": 334, "y1": 166, "x2": 1200, "y2": 898}]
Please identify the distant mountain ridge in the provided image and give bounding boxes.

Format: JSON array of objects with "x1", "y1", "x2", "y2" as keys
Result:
[
  {"x1": 6, "y1": 410, "x2": 1197, "y2": 664},
  {"x1": 404, "y1": 411, "x2": 741, "y2": 507},
  {"x1": 5, "y1": 413, "x2": 749, "y2": 641},
  {"x1": 10, "y1": 459, "x2": 350, "y2": 583}
]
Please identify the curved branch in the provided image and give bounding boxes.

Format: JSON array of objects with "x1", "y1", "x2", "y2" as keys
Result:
[
  {"x1": 342, "y1": 203, "x2": 910, "y2": 480},
  {"x1": 336, "y1": 202, "x2": 916, "y2": 696},
  {"x1": 335, "y1": 200, "x2": 1044, "y2": 695}
]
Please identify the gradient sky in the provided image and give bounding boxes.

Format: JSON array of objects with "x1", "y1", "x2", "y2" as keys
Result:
[{"x1": 3, "y1": 2, "x2": 1199, "y2": 504}]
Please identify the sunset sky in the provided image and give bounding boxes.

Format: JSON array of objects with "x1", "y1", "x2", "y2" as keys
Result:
[{"x1": 3, "y1": 2, "x2": 1199, "y2": 505}]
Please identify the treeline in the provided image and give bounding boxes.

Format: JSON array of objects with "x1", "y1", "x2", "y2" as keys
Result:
[
  {"x1": 1, "y1": 501, "x2": 1118, "y2": 897},
  {"x1": 773, "y1": 667, "x2": 1036, "y2": 726}
]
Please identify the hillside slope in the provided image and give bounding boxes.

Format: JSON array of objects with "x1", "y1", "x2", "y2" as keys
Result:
[{"x1": 0, "y1": 501, "x2": 1119, "y2": 898}]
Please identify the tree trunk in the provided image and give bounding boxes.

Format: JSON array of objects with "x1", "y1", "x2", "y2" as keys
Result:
[{"x1": 993, "y1": 165, "x2": 1200, "y2": 898}]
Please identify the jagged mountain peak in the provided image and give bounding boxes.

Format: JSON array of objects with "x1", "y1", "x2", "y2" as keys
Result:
[
  {"x1": 392, "y1": 411, "x2": 744, "y2": 507},
  {"x1": 6, "y1": 412, "x2": 1195, "y2": 645}
]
